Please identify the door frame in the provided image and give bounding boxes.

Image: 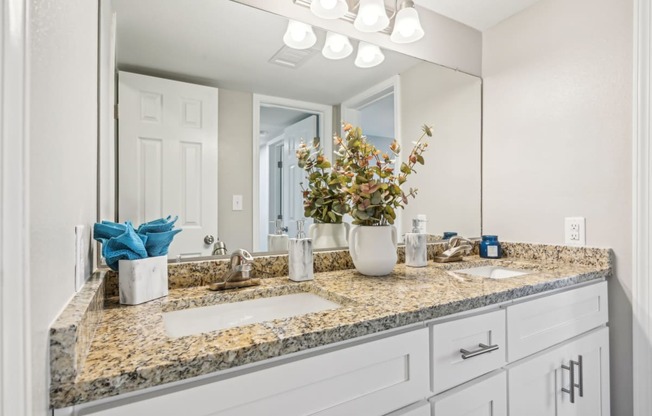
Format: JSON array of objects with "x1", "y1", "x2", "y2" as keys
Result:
[
  {"x1": 633, "y1": 1, "x2": 652, "y2": 415},
  {"x1": 252, "y1": 94, "x2": 332, "y2": 252},
  {"x1": 340, "y1": 76, "x2": 402, "y2": 235},
  {"x1": 1, "y1": 0, "x2": 32, "y2": 414}
]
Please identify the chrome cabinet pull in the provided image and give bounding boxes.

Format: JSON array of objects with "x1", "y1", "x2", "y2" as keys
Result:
[
  {"x1": 460, "y1": 343, "x2": 499, "y2": 360},
  {"x1": 577, "y1": 355, "x2": 584, "y2": 398},
  {"x1": 562, "y1": 356, "x2": 583, "y2": 404}
]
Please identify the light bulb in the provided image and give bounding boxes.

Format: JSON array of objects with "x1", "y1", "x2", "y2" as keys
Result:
[
  {"x1": 362, "y1": 12, "x2": 379, "y2": 26},
  {"x1": 354, "y1": 42, "x2": 384, "y2": 68},
  {"x1": 354, "y1": 0, "x2": 389, "y2": 32},
  {"x1": 322, "y1": 32, "x2": 352, "y2": 60},
  {"x1": 390, "y1": 7, "x2": 424, "y2": 43},
  {"x1": 320, "y1": 0, "x2": 337, "y2": 10},
  {"x1": 399, "y1": 23, "x2": 416, "y2": 37},
  {"x1": 283, "y1": 20, "x2": 317, "y2": 50},
  {"x1": 291, "y1": 28, "x2": 306, "y2": 42}
]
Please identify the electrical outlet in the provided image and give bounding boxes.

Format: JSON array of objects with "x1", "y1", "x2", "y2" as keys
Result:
[{"x1": 564, "y1": 217, "x2": 586, "y2": 246}]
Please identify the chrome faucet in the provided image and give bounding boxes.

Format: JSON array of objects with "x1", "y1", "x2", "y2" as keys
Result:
[{"x1": 208, "y1": 248, "x2": 260, "y2": 291}]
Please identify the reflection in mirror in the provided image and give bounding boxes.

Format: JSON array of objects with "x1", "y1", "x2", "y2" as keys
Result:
[{"x1": 103, "y1": 0, "x2": 481, "y2": 260}]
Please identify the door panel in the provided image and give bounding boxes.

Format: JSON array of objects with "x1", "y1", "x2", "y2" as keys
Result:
[{"x1": 118, "y1": 71, "x2": 218, "y2": 257}]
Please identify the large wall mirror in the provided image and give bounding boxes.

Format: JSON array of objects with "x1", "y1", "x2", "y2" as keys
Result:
[{"x1": 99, "y1": 0, "x2": 482, "y2": 260}]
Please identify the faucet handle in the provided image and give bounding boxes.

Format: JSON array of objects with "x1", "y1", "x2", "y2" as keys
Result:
[{"x1": 230, "y1": 248, "x2": 253, "y2": 267}]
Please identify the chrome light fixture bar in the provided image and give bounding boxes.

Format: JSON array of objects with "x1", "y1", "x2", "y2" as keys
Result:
[{"x1": 294, "y1": 0, "x2": 394, "y2": 35}]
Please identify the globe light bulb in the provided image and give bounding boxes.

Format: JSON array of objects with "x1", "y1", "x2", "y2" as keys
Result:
[{"x1": 320, "y1": 0, "x2": 337, "y2": 10}]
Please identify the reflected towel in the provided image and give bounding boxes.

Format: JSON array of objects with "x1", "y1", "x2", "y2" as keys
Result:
[
  {"x1": 136, "y1": 216, "x2": 178, "y2": 234},
  {"x1": 141, "y1": 228, "x2": 183, "y2": 257}
]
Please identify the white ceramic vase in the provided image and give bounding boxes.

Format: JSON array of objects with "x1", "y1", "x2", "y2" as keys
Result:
[
  {"x1": 309, "y1": 222, "x2": 350, "y2": 250},
  {"x1": 348, "y1": 225, "x2": 398, "y2": 276}
]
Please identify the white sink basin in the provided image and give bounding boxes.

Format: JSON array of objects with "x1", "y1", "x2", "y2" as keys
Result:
[
  {"x1": 163, "y1": 293, "x2": 341, "y2": 338},
  {"x1": 455, "y1": 266, "x2": 534, "y2": 279}
]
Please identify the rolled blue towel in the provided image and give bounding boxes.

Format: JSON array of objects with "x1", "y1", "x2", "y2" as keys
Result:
[
  {"x1": 136, "y1": 216, "x2": 178, "y2": 234},
  {"x1": 95, "y1": 222, "x2": 149, "y2": 271},
  {"x1": 142, "y1": 228, "x2": 183, "y2": 257},
  {"x1": 94, "y1": 221, "x2": 127, "y2": 240}
]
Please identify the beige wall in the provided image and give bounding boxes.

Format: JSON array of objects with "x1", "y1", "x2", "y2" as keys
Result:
[
  {"x1": 482, "y1": 0, "x2": 633, "y2": 414},
  {"x1": 218, "y1": 89, "x2": 254, "y2": 251},
  {"x1": 28, "y1": 0, "x2": 99, "y2": 413},
  {"x1": 400, "y1": 62, "x2": 482, "y2": 237}
]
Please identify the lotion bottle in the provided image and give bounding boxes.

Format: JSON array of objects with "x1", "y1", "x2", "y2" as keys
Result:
[
  {"x1": 267, "y1": 219, "x2": 289, "y2": 252},
  {"x1": 288, "y1": 219, "x2": 313, "y2": 281},
  {"x1": 405, "y1": 218, "x2": 428, "y2": 267}
]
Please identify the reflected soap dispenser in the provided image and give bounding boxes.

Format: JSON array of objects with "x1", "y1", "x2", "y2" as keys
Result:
[
  {"x1": 288, "y1": 219, "x2": 313, "y2": 282},
  {"x1": 405, "y1": 218, "x2": 428, "y2": 267},
  {"x1": 268, "y1": 218, "x2": 289, "y2": 252}
]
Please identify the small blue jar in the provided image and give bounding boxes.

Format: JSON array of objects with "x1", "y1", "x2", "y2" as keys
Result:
[
  {"x1": 480, "y1": 235, "x2": 502, "y2": 259},
  {"x1": 442, "y1": 231, "x2": 458, "y2": 239}
]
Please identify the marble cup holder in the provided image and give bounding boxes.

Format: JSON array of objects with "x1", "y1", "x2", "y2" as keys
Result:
[{"x1": 118, "y1": 255, "x2": 169, "y2": 305}]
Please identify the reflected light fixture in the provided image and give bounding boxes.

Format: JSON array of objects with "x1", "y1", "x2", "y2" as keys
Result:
[
  {"x1": 354, "y1": 0, "x2": 390, "y2": 33},
  {"x1": 310, "y1": 0, "x2": 348, "y2": 19},
  {"x1": 390, "y1": 0, "x2": 424, "y2": 43},
  {"x1": 283, "y1": 20, "x2": 317, "y2": 49},
  {"x1": 322, "y1": 32, "x2": 353, "y2": 59},
  {"x1": 354, "y1": 42, "x2": 385, "y2": 68}
]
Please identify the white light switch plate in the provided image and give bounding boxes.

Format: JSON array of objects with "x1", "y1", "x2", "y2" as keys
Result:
[
  {"x1": 74, "y1": 225, "x2": 85, "y2": 291},
  {"x1": 232, "y1": 194, "x2": 243, "y2": 211},
  {"x1": 564, "y1": 217, "x2": 586, "y2": 246}
]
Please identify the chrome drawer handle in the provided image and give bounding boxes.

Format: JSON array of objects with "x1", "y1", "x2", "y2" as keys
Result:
[{"x1": 460, "y1": 343, "x2": 499, "y2": 360}]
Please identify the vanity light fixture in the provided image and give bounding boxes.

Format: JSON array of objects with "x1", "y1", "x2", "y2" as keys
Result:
[
  {"x1": 283, "y1": 20, "x2": 317, "y2": 50},
  {"x1": 354, "y1": 0, "x2": 390, "y2": 33},
  {"x1": 310, "y1": 0, "x2": 348, "y2": 19},
  {"x1": 390, "y1": 0, "x2": 424, "y2": 43},
  {"x1": 354, "y1": 42, "x2": 385, "y2": 68},
  {"x1": 322, "y1": 32, "x2": 353, "y2": 59}
]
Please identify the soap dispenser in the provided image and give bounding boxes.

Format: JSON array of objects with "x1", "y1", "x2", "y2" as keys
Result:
[
  {"x1": 405, "y1": 218, "x2": 428, "y2": 268},
  {"x1": 268, "y1": 218, "x2": 289, "y2": 252},
  {"x1": 288, "y1": 219, "x2": 313, "y2": 282}
]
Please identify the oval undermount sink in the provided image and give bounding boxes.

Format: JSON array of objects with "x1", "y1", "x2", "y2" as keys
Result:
[
  {"x1": 454, "y1": 266, "x2": 534, "y2": 279},
  {"x1": 163, "y1": 293, "x2": 341, "y2": 338}
]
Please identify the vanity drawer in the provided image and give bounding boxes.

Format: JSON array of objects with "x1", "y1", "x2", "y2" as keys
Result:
[
  {"x1": 506, "y1": 281, "x2": 608, "y2": 362},
  {"x1": 431, "y1": 309, "x2": 506, "y2": 394}
]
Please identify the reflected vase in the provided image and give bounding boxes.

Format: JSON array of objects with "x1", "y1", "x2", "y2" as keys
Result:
[
  {"x1": 309, "y1": 222, "x2": 350, "y2": 250},
  {"x1": 348, "y1": 225, "x2": 398, "y2": 276}
]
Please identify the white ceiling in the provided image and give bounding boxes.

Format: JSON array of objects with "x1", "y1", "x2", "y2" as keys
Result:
[
  {"x1": 415, "y1": 0, "x2": 543, "y2": 31},
  {"x1": 112, "y1": 0, "x2": 421, "y2": 105}
]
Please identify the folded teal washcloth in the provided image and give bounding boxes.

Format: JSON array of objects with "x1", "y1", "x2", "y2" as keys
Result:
[
  {"x1": 94, "y1": 216, "x2": 182, "y2": 271},
  {"x1": 94, "y1": 222, "x2": 148, "y2": 271},
  {"x1": 142, "y1": 228, "x2": 183, "y2": 257},
  {"x1": 136, "y1": 215, "x2": 178, "y2": 234}
]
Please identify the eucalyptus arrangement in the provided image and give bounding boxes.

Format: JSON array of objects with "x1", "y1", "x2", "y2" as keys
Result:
[
  {"x1": 296, "y1": 138, "x2": 351, "y2": 223},
  {"x1": 334, "y1": 123, "x2": 431, "y2": 226}
]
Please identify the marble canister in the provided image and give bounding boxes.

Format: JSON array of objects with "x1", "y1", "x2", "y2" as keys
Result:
[
  {"x1": 405, "y1": 233, "x2": 428, "y2": 267},
  {"x1": 288, "y1": 238, "x2": 314, "y2": 282},
  {"x1": 118, "y1": 255, "x2": 168, "y2": 305}
]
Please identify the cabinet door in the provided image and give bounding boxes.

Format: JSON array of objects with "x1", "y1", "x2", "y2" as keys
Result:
[
  {"x1": 557, "y1": 327, "x2": 610, "y2": 416},
  {"x1": 431, "y1": 371, "x2": 506, "y2": 416},
  {"x1": 508, "y1": 327, "x2": 609, "y2": 416}
]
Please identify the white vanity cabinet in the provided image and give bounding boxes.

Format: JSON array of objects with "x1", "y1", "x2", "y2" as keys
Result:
[
  {"x1": 56, "y1": 281, "x2": 609, "y2": 416},
  {"x1": 508, "y1": 327, "x2": 610, "y2": 416}
]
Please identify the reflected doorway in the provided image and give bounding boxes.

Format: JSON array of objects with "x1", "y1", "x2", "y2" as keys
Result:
[{"x1": 253, "y1": 95, "x2": 333, "y2": 252}]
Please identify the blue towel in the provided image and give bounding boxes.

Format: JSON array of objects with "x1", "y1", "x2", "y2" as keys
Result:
[
  {"x1": 95, "y1": 222, "x2": 149, "y2": 271},
  {"x1": 142, "y1": 228, "x2": 183, "y2": 257},
  {"x1": 93, "y1": 216, "x2": 182, "y2": 271},
  {"x1": 136, "y1": 216, "x2": 178, "y2": 234}
]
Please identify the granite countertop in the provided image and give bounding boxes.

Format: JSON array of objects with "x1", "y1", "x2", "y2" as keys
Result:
[{"x1": 49, "y1": 244, "x2": 612, "y2": 409}]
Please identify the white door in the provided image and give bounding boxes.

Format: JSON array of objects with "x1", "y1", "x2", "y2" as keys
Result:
[
  {"x1": 282, "y1": 115, "x2": 317, "y2": 238},
  {"x1": 431, "y1": 371, "x2": 507, "y2": 416},
  {"x1": 508, "y1": 328, "x2": 610, "y2": 416},
  {"x1": 118, "y1": 71, "x2": 218, "y2": 258}
]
